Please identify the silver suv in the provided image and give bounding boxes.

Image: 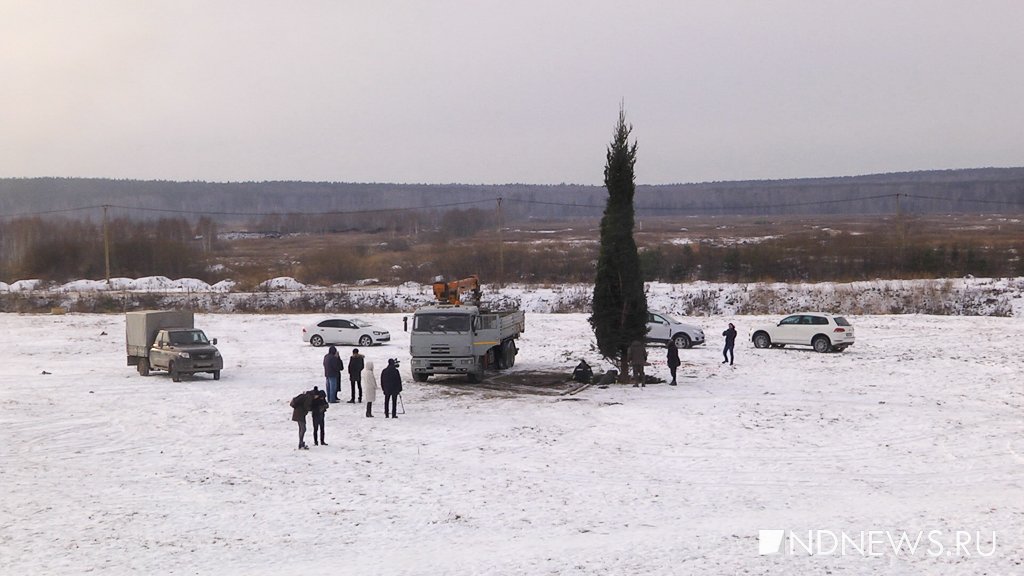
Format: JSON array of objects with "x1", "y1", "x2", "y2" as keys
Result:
[{"x1": 646, "y1": 311, "x2": 705, "y2": 349}]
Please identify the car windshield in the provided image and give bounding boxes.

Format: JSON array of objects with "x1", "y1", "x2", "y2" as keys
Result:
[
  {"x1": 413, "y1": 313, "x2": 471, "y2": 332},
  {"x1": 352, "y1": 319, "x2": 372, "y2": 328},
  {"x1": 834, "y1": 316, "x2": 852, "y2": 327},
  {"x1": 169, "y1": 330, "x2": 209, "y2": 345}
]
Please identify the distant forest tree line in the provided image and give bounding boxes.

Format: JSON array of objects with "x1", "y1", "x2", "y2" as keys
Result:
[
  {"x1": 1, "y1": 211, "x2": 1020, "y2": 287},
  {"x1": 2, "y1": 168, "x2": 1023, "y2": 285},
  {"x1": 2, "y1": 167, "x2": 1024, "y2": 230}
]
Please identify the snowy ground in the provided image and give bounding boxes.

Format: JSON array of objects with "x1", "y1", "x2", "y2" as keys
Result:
[{"x1": 2, "y1": 312, "x2": 1023, "y2": 575}]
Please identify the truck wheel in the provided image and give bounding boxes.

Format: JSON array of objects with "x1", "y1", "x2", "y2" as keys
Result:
[
  {"x1": 310, "y1": 335, "x2": 324, "y2": 347},
  {"x1": 170, "y1": 362, "x2": 181, "y2": 382},
  {"x1": 137, "y1": 358, "x2": 150, "y2": 377},
  {"x1": 413, "y1": 373, "x2": 429, "y2": 383},
  {"x1": 502, "y1": 340, "x2": 517, "y2": 368},
  {"x1": 359, "y1": 335, "x2": 373, "y2": 347},
  {"x1": 213, "y1": 370, "x2": 220, "y2": 381}
]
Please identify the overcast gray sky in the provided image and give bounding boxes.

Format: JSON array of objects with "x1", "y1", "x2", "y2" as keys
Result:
[{"x1": 2, "y1": 1, "x2": 1023, "y2": 185}]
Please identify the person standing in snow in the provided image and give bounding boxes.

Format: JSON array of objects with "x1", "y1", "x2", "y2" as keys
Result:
[
  {"x1": 722, "y1": 322, "x2": 737, "y2": 366},
  {"x1": 362, "y1": 361, "x2": 377, "y2": 417},
  {"x1": 323, "y1": 346, "x2": 343, "y2": 403},
  {"x1": 666, "y1": 340, "x2": 680, "y2": 386},
  {"x1": 290, "y1": 388, "x2": 315, "y2": 449},
  {"x1": 310, "y1": 388, "x2": 328, "y2": 446},
  {"x1": 627, "y1": 340, "x2": 647, "y2": 387},
  {"x1": 348, "y1": 348, "x2": 365, "y2": 403},
  {"x1": 381, "y1": 358, "x2": 403, "y2": 418}
]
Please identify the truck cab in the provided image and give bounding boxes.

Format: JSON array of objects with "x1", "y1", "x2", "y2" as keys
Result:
[{"x1": 147, "y1": 328, "x2": 223, "y2": 381}]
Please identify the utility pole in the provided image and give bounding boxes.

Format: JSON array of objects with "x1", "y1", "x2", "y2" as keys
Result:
[
  {"x1": 497, "y1": 197, "x2": 504, "y2": 289},
  {"x1": 103, "y1": 205, "x2": 111, "y2": 284},
  {"x1": 895, "y1": 193, "x2": 905, "y2": 276}
]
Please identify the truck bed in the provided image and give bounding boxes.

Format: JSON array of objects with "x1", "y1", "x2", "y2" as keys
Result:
[{"x1": 125, "y1": 310, "x2": 194, "y2": 358}]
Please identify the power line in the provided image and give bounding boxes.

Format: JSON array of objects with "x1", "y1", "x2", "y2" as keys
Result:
[
  {"x1": 2, "y1": 191, "x2": 1022, "y2": 221},
  {"x1": 0, "y1": 199, "x2": 495, "y2": 219},
  {"x1": 902, "y1": 193, "x2": 1024, "y2": 207},
  {"x1": 503, "y1": 193, "x2": 901, "y2": 213}
]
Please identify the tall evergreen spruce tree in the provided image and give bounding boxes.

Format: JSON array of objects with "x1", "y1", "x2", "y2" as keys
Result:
[{"x1": 589, "y1": 108, "x2": 648, "y2": 378}]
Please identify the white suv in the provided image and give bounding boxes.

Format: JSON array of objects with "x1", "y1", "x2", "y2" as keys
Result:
[
  {"x1": 750, "y1": 313, "x2": 854, "y2": 353},
  {"x1": 646, "y1": 311, "x2": 705, "y2": 349}
]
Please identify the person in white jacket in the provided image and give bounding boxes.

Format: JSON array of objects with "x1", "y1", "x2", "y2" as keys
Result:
[{"x1": 362, "y1": 361, "x2": 377, "y2": 418}]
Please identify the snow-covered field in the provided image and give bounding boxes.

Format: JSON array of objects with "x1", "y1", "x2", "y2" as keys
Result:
[{"x1": 2, "y1": 312, "x2": 1023, "y2": 575}]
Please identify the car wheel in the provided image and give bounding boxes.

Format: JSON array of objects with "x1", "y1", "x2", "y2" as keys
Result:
[
  {"x1": 310, "y1": 335, "x2": 324, "y2": 347},
  {"x1": 213, "y1": 370, "x2": 221, "y2": 381},
  {"x1": 673, "y1": 333, "x2": 692, "y2": 349},
  {"x1": 413, "y1": 373, "x2": 429, "y2": 383},
  {"x1": 752, "y1": 332, "x2": 771, "y2": 349},
  {"x1": 359, "y1": 335, "x2": 373, "y2": 347},
  {"x1": 170, "y1": 362, "x2": 181, "y2": 382},
  {"x1": 813, "y1": 336, "x2": 832, "y2": 353}
]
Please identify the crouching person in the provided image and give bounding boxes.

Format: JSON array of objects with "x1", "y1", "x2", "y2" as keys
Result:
[{"x1": 572, "y1": 359, "x2": 593, "y2": 384}]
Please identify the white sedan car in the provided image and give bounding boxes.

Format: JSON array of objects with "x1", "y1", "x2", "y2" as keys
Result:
[
  {"x1": 302, "y1": 318, "x2": 390, "y2": 347},
  {"x1": 750, "y1": 313, "x2": 855, "y2": 353}
]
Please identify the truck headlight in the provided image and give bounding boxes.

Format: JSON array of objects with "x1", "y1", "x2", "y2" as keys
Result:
[{"x1": 178, "y1": 352, "x2": 191, "y2": 359}]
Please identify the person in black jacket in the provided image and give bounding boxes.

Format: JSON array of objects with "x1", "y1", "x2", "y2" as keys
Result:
[
  {"x1": 348, "y1": 349, "x2": 365, "y2": 403},
  {"x1": 666, "y1": 340, "x2": 680, "y2": 385},
  {"x1": 571, "y1": 360, "x2": 593, "y2": 384},
  {"x1": 290, "y1": 388, "x2": 316, "y2": 449},
  {"x1": 310, "y1": 389, "x2": 328, "y2": 446},
  {"x1": 323, "y1": 346, "x2": 343, "y2": 403},
  {"x1": 722, "y1": 322, "x2": 737, "y2": 366},
  {"x1": 380, "y1": 358, "x2": 403, "y2": 419}
]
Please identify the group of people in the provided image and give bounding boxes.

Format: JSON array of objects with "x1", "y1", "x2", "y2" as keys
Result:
[
  {"x1": 321, "y1": 346, "x2": 365, "y2": 405},
  {"x1": 658, "y1": 322, "x2": 739, "y2": 385},
  {"x1": 289, "y1": 351, "x2": 404, "y2": 450},
  {"x1": 572, "y1": 322, "x2": 740, "y2": 388}
]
